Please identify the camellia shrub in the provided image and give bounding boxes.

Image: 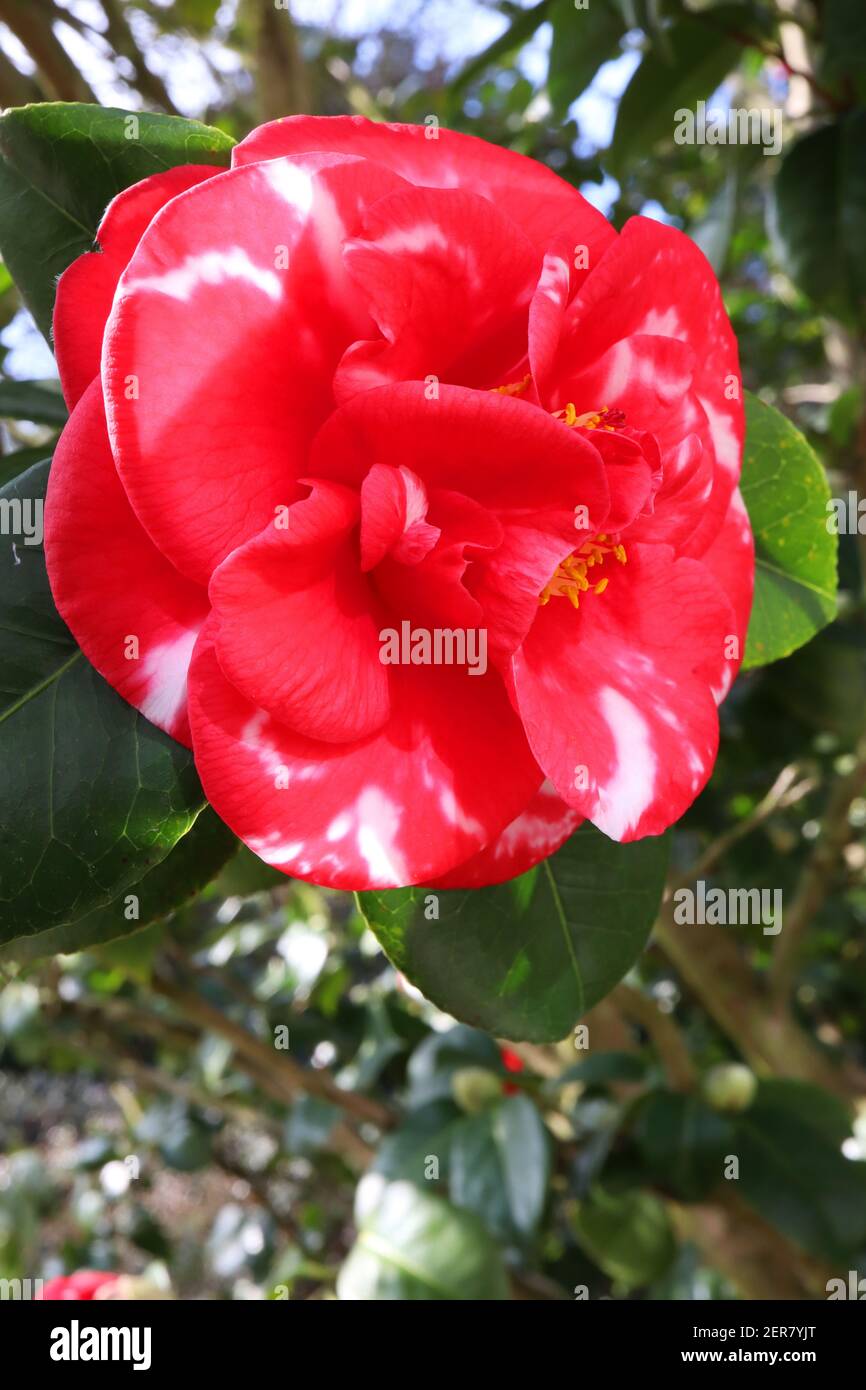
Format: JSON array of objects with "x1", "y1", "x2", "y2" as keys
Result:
[{"x1": 0, "y1": 0, "x2": 864, "y2": 1306}]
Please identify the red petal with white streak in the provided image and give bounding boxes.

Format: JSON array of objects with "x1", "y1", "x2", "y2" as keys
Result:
[
  {"x1": 188, "y1": 623, "x2": 542, "y2": 889},
  {"x1": 54, "y1": 164, "x2": 219, "y2": 410},
  {"x1": 209, "y1": 480, "x2": 390, "y2": 744},
  {"x1": 429, "y1": 782, "x2": 583, "y2": 888},
  {"x1": 44, "y1": 379, "x2": 208, "y2": 745},
  {"x1": 512, "y1": 544, "x2": 737, "y2": 841},
  {"x1": 103, "y1": 153, "x2": 409, "y2": 586},
  {"x1": 232, "y1": 114, "x2": 616, "y2": 262}
]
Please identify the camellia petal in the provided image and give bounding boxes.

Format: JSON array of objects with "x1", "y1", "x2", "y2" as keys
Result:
[
  {"x1": 188, "y1": 624, "x2": 542, "y2": 890},
  {"x1": 44, "y1": 379, "x2": 208, "y2": 745},
  {"x1": 103, "y1": 152, "x2": 410, "y2": 585},
  {"x1": 336, "y1": 185, "x2": 538, "y2": 400},
  {"x1": 512, "y1": 544, "x2": 738, "y2": 841},
  {"x1": 232, "y1": 114, "x2": 616, "y2": 262},
  {"x1": 209, "y1": 479, "x2": 390, "y2": 744},
  {"x1": 429, "y1": 782, "x2": 583, "y2": 889},
  {"x1": 53, "y1": 164, "x2": 219, "y2": 411}
]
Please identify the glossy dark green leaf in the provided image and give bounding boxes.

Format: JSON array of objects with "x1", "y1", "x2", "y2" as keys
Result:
[
  {"x1": 0, "y1": 445, "x2": 54, "y2": 490},
  {"x1": 548, "y1": 0, "x2": 625, "y2": 118},
  {"x1": 359, "y1": 824, "x2": 668, "y2": 1043},
  {"x1": 741, "y1": 393, "x2": 837, "y2": 668},
  {"x1": 0, "y1": 461, "x2": 206, "y2": 943},
  {"x1": 732, "y1": 1081, "x2": 866, "y2": 1260},
  {"x1": 820, "y1": 0, "x2": 866, "y2": 98},
  {"x1": 770, "y1": 113, "x2": 866, "y2": 328},
  {"x1": 0, "y1": 808, "x2": 237, "y2": 963},
  {"x1": 374, "y1": 1101, "x2": 463, "y2": 1185},
  {"x1": 561, "y1": 1050, "x2": 651, "y2": 1085},
  {"x1": 632, "y1": 1089, "x2": 734, "y2": 1200},
  {"x1": 0, "y1": 380, "x2": 67, "y2": 426},
  {"x1": 338, "y1": 1180, "x2": 509, "y2": 1300},
  {"x1": 608, "y1": 11, "x2": 745, "y2": 171},
  {"x1": 0, "y1": 103, "x2": 234, "y2": 339},
  {"x1": 450, "y1": 1094, "x2": 551, "y2": 1242},
  {"x1": 573, "y1": 1185, "x2": 676, "y2": 1288}
]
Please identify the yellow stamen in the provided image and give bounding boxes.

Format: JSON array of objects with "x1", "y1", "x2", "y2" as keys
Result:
[
  {"x1": 538, "y1": 534, "x2": 627, "y2": 611},
  {"x1": 552, "y1": 403, "x2": 627, "y2": 432},
  {"x1": 491, "y1": 373, "x2": 531, "y2": 398}
]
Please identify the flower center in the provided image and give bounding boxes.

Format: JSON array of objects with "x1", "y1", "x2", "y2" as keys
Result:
[
  {"x1": 553, "y1": 403, "x2": 626, "y2": 431},
  {"x1": 539, "y1": 534, "x2": 627, "y2": 610}
]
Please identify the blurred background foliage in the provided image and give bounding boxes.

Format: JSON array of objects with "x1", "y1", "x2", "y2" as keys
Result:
[{"x1": 1, "y1": 0, "x2": 866, "y2": 1300}]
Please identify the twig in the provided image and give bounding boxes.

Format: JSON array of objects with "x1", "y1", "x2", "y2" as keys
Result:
[
  {"x1": 669, "y1": 762, "x2": 813, "y2": 891},
  {"x1": 611, "y1": 983, "x2": 697, "y2": 1092},
  {"x1": 771, "y1": 736, "x2": 866, "y2": 1000}
]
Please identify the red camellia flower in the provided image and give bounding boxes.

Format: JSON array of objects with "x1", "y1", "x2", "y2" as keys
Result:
[
  {"x1": 38, "y1": 1270, "x2": 121, "y2": 1300},
  {"x1": 45, "y1": 116, "x2": 753, "y2": 891}
]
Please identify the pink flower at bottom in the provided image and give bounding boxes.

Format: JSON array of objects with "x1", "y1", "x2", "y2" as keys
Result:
[{"x1": 38, "y1": 1270, "x2": 121, "y2": 1300}]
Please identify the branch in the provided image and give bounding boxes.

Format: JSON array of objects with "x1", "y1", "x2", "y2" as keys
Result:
[
  {"x1": 99, "y1": 0, "x2": 180, "y2": 114},
  {"x1": 611, "y1": 983, "x2": 697, "y2": 1091},
  {"x1": 151, "y1": 965, "x2": 393, "y2": 1130},
  {"x1": 0, "y1": 0, "x2": 96, "y2": 103},
  {"x1": 771, "y1": 734, "x2": 866, "y2": 1000},
  {"x1": 670, "y1": 762, "x2": 814, "y2": 891},
  {"x1": 251, "y1": 0, "x2": 312, "y2": 124},
  {"x1": 669, "y1": 1191, "x2": 836, "y2": 1300}
]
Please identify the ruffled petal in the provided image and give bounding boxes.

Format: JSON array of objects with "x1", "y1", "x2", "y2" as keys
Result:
[
  {"x1": 695, "y1": 486, "x2": 754, "y2": 697},
  {"x1": 429, "y1": 782, "x2": 583, "y2": 888},
  {"x1": 209, "y1": 479, "x2": 390, "y2": 744},
  {"x1": 232, "y1": 114, "x2": 616, "y2": 261},
  {"x1": 335, "y1": 185, "x2": 538, "y2": 400},
  {"x1": 103, "y1": 153, "x2": 409, "y2": 585},
  {"x1": 44, "y1": 379, "x2": 208, "y2": 745},
  {"x1": 512, "y1": 543, "x2": 737, "y2": 840},
  {"x1": 188, "y1": 623, "x2": 542, "y2": 889},
  {"x1": 53, "y1": 164, "x2": 219, "y2": 410},
  {"x1": 549, "y1": 216, "x2": 744, "y2": 555}
]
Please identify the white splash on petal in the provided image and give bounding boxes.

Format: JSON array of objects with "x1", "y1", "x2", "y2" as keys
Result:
[
  {"x1": 594, "y1": 686, "x2": 657, "y2": 840},
  {"x1": 356, "y1": 787, "x2": 408, "y2": 885},
  {"x1": 127, "y1": 248, "x2": 281, "y2": 303},
  {"x1": 139, "y1": 628, "x2": 199, "y2": 731}
]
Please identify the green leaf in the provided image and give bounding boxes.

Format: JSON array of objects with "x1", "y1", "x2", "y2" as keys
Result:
[
  {"x1": 337, "y1": 1180, "x2": 510, "y2": 1300},
  {"x1": 732, "y1": 1081, "x2": 866, "y2": 1260},
  {"x1": 741, "y1": 393, "x2": 837, "y2": 668},
  {"x1": 0, "y1": 380, "x2": 67, "y2": 427},
  {"x1": 632, "y1": 1089, "x2": 734, "y2": 1200},
  {"x1": 0, "y1": 103, "x2": 234, "y2": 339},
  {"x1": 0, "y1": 808, "x2": 237, "y2": 964},
  {"x1": 608, "y1": 11, "x2": 745, "y2": 171},
  {"x1": 572, "y1": 1185, "x2": 676, "y2": 1288},
  {"x1": 450, "y1": 1095, "x2": 551, "y2": 1242},
  {"x1": 0, "y1": 445, "x2": 55, "y2": 490},
  {"x1": 359, "y1": 824, "x2": 668, "y2": 1043},
  {"x1": 820, "y1": 0, "x2": 866, "y2": 97},
  {"x1": 561, "y1": 1050, "x2": 651, "y2": 1085},
  {"x1": 547, "y1": 0, "x2": 625, "y2": 118},
  {"x1": 374, "y1": 1101, "x2": 463, "y2": 1185},
  {"x1": 283, "y1": 1096, "x2": 343, "y2": 1156},
  {"x1": 0, "y1": 461, "x2": 206, "y2": 944},
  {"x1": 406, "y1": 1025, "x2": 503, "y2": 1107},
  {"x1": 448, "y1": 0, "x2": 551, "y2": 104},
  {"x1": 769, "y1": 113, "x2": 866, "y2": 328}
]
